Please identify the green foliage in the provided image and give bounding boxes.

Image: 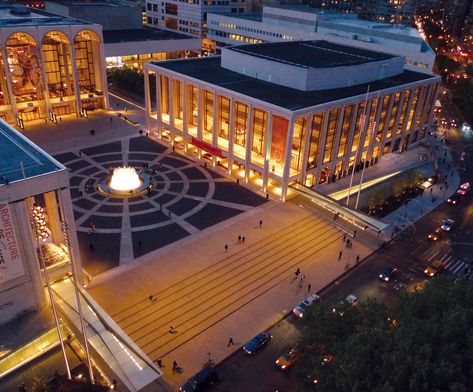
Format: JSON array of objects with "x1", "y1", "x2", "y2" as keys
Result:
[
  {"x1": 107, "y1": 68, "x2": 156, "y2": 99},
  {"x1": 451, "y1": 79, "x2": 473, "y2": 125},
  {"x1": 435, "y1": 55, "x2": 461, "y2": 79},
  {"x1": 296, "y1": 277, "x2": 473, "y2": 392}
]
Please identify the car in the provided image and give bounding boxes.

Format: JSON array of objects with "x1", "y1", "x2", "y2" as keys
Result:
[
  {"x1": 180, "y1": 366, "x2": 218, "y2": 391},
  {"x1": 378, "y1": 267, "x2": 399, "y2": 282},
  {"x1": 242, "y1": 332, "x2": 272, "y2": 355},
  {"x1": 424, "y1": 260, "x2": 445, "y2": 277},
  {"x1": 332, "y1": 294, "x2": 358, "y2": 316},
  {"x1": 441, "y1": 118, "x2": 447, "y2": 126},
  {"x1": 293, "y1": 293, "x2": 321, "y2": 318},
  {"x1": 440, "y1": 219, "x2": 455, "y2": 231},
  {"x1": 457, "y1": 182, "x2": 471, "y2": 195},
  {"x1": 427, "y1": 228, "x2": 444, "y2": 241},
  {"x1": 450, "y1": 119, "x2": 457, "y2": 128},
  {"x1": 447, "y1": 193, "x2": 461, "y2": 205},
  {"x1": 275, "y1": 347, "x2": 299, "y2": 370}
]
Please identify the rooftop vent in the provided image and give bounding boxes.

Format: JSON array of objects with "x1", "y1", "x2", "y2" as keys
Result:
[{"x1": 10, "y1": 5, "x2": 30, "y2": 15}]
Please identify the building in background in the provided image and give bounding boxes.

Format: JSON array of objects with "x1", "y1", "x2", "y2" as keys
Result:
[
  {"x1": 144, "y1": 40, "x2": 440, "y2": 199},
  {"x1": 0, "y1": 4, "x2": 107, "y2": 124},
  {"x1": 145, "y1": 0, "x2": 247, "y2": 51},
  {"x1": 441, "y1": 0, "x2": 473, "y2": 40},
  {"x1": 0, "y1": 119, "x2": 83, "y2": 325},
  {"x1": 45, "y1": 1, "x2": 201, "y2": 70},
  {"x1": 208, "y1": 6, "x2": 435, "y2": 72}
]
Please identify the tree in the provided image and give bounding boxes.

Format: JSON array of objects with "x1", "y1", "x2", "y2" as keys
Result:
[{"x1": 296, "y1": 277, "x2": 473, "y2": 391}]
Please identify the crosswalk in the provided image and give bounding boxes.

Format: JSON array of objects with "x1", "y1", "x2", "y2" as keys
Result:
[{"x1": 424, "y1": 248, "x2": 471, "y2": 276}]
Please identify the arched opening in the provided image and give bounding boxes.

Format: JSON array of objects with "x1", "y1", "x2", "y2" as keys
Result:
[
  {"x1": 42, "y1": 31, "x2": 76, "y2": 116},
  {"x1": 74, "y1": 30, "x2": 104, "y2": 111},
  {"x1": 6, "y1": 32, "x2": 46, "y2": 121}
]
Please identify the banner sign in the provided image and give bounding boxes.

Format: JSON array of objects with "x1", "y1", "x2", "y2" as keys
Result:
[
  {"x1": 0, "y1": 203, "x2": 24, "y2": 283},
  {"x1": 270, "y1": 116, "x2": 289, "y2": 164},
  {"x1": 190, "y1": 137, "x2": 225, "y2": 158}
]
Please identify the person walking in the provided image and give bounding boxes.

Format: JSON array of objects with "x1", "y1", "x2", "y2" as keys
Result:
[
  {"x1": 353, "y1": 229, "x2": 357, "y2": 238},
  {"x1": 238, "y1": 235, "x2": 241, "y2": 243},
  {"x1": 356, "y1": 255, "x2": 360, "y2": 264},
  {"x1": 227, "y1": 337, "x2": 234, "y2": 347},
  {"x1": 172, "y1": 361, "x2": 178, "y2": 374},
  {"x1": 225, "y1": 244, "x2": 228, "y2": 253},
  {"x1": 169, "y1": 326, "x2": 176, "y2": 334},
  {"x1": 259, "y1": 220, "x2": 263, "y2": 228},
  {"x1": 156, "y1": 358, "x2": 163, "y2": 368},
  {"x1": 298, "y1": 274, "x2": 305, "y2": 288},
  {"x1": 343, "y1": 233, "x2": 347, "y2": 241},
  {"x1": 338, "y1": 250, "x2": 343, "y2": 260},
  {"x1": 242, "y1": 236, "x2": 245, "y2": 243},
  {"x1": 307, "y1": 283, "x2": 311, "y2": 293}
]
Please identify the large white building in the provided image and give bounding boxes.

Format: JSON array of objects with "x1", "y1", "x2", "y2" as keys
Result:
[
  {"x1": 144, "y1": 40, "x2": 440, "y2": 200},
  {"x1": 0, "y1": 119, "x2": 82, "y2": 325},
  {"x1": 145, "y1": 0, "x2": 247, "y2": 50},
  {"x1": 208, "y1": 5, "x2": 435, "y2": 73}
]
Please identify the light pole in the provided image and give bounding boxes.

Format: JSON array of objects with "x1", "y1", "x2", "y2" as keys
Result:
[
  {"x1": 31, "y1": 203, "x2": 71, "y2": 380},
  {"x1": 61, "y1": 221, "x2": 95, "y2": 384}
]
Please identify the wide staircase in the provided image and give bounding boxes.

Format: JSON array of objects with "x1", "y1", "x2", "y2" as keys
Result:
[{"x1": 109, "y1": 214, "x2": 341, "y2": 361}]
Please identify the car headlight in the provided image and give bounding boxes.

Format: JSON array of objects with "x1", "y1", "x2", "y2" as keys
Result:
[
  {"x1": 379, "y1": 274, "x2": 383, "y2": 278},
  {"x1": 424, "y1": 269, "x2": 428, "y2": 273},
  {"x1": 384, "y1": 277, "x2": 389, "y2": 281},
  {"x1": 281, "y1": 365, "x2": 286, "y2": 369},
  {"x1": 299, "y1": 314, "x2": 303, "y2": 318},
  {"x1": 276, "y1": 360, "x2": 280, "y2": 364},
  {"x1": 430, "y1": 272, "x2": 434, "y2": 276}
]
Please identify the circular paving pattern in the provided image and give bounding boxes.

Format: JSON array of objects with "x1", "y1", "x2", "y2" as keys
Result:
[{"x1": 54, "y1": 137, "x2": 266, "y2": 276}]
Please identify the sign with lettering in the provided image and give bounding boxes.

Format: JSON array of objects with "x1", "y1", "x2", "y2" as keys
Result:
[{"x1": 0, "y1": 203, "x2": 24, "y2": 283}]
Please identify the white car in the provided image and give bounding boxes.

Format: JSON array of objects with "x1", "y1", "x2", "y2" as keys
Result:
[
  {"x1": 440, "y1": 219, "x2": 455, "y2": 231},
  {"x1": 332, "y1": 294, "x2": 358, "y2": 316},
  {"x1": 293, "y1": 293, "x2": 320, "y2": 318}
]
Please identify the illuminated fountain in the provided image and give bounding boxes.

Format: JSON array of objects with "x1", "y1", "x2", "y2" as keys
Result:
[{"x1": 98, "y1": 166, "x2": 151, "y2": 198}]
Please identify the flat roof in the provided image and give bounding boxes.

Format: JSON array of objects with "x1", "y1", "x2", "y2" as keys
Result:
[
  {"x1": 0, "y1": 4, "x2": 89, "y2": 27},
  {"x1": 227, "y1": 41, "x2": 395, "y2": 69},
  {"x1": 265, "y1": 5, "x2": 342, "y2": 15},
  {"x1": 153, "y1": 56, "x2": 438, "y2": 111},
  {"x1": 103, "y1": 28, "x2": 194, "y2": 44},
  {"x1": 0, "y1": 121, "x2": 65, "y2": 185},
  {"x1": 217, "y1": 12, "x2": 263, "y2": 22}
]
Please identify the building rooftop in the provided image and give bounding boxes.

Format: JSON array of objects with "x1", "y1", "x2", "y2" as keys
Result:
[
  {"x1": 153, "y1": 56, "x2": 438, "y2": 111},
  {"x1": 325, "y1": 17, "x2": 421, "y2": 38},
  {"x1": 103, "y1": 28, "x2": 193, "y2": 44},
  {"x1": 0, "y1": 121, "x2": 65, "y2": 185},
  {"x1": 227, "y1": 41, "x2": 394, "y2": 69},
  {"x1": 219, "y1": 12, "x2": 263, "y2": 22},
  {"x1": 0, "y1": 4, "x2": 89, "y2": 27}
]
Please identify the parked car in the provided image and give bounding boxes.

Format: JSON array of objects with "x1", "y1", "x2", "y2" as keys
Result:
[
  {"x1": 424, "y1": 260, "x2": 445, "y2": 277},
  {"x1": 242, "y1": 332, "x2": 272, "y2": 355},
  {"x1": 275, "y1": 347, "x2": 299, "y2": 370},
  {"x1": 428, "y1": 228, "x2": 444, "y2": 241},
  {"x1": 450, "y1": 119, "x2": 457, "y2": 128},
  {"x1": 293, "y1": 293, "x2": 320, "y2": 318},
  {"x1": 180, "y1": 366, "x2": 218, "y2": 391},
  {"x1": 441, "y1": 219, "x2": 455, "y2": 231},
  {"x1": 457, "y1": 182, "x2": 471, "y2": 195},
  {"x1": 447, "y1": 193, "x2": 461, "y2": 205},
  {"x1": 378, "y1": 267, "x2": 399, "y2": 282}
]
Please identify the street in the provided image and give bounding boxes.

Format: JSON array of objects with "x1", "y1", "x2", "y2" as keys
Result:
[{"x1": 209, "y1": 109, "x2": 473, "y2": 392}]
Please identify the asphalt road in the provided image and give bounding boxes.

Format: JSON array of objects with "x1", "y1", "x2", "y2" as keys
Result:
[{"x1": 210, "y1": 104, "x2": 473, "y2": 392}]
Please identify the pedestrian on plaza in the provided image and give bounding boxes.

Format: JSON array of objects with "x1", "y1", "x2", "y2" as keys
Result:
[
  {"x1": 172, "y1": 361, "x2": 178, "y2": 374},
  {"x1": 169, "y1": 326, "x2": 177, "y2": 334},
  {"x1": 44, "y1": 118, "x2": 47, "y2": 124},
  {"x1": 299, "y1": 274, "x2": 305, "y2": 288},
  {"x1": 138, "y1": 240, "x2": 143, "y2": 248},
  {"x1": 259, "y1": 220, "x2": 263, "y2": 228},
  {"x1": 353, "y1": 229, "x2": 357, "y2": 238},
  {"x1": 307, "y1": 283, "x2": 311, "y2": 293},
  {"x1": 343, "y1": 233, "x2": 347, "y2": 241},
  {"x1": 149, "y1": 295, "x2": 154, "y2": 303},
  {"x1": 356, "y1": 255, "x2": 360, "y2": 264},
  {"x1": 125, "y1": 107, "x2": 128, "y2": 113},
  {"x1": 338, "y1": 250, "x2": 342, "y2": 260},
  {"x1": 110, "y1": 116, "x2": 113, "y2": 123},
  {"x1": 225, "y1": 244, "x2": 228, "y2": 253},
  {"x1": 79, "y1": 151, "x2": 82, "y2": 157},
  {"x1": 79, "y1": 191, "x2": 83, "y2": 198},
  {"x1": 156, "y1": 358, "x2": 163, "y2": 368},
  {"x1": 227, "y1": 337, "x2": 234, "y2": 347},
  {"x1": 238, "y1": 235, "x2": 241, "y2": 243},
  {"x1": 242, "y1": 236, "x2": 245, "y2": 243},
  {"x1": 59, "y1": 117, "x2": 62, "y2": 123}
]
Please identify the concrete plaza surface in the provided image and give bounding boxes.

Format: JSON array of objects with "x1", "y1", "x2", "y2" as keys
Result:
[{"x1": 87, "y1": 198, "x2": 377, "y2": 390}]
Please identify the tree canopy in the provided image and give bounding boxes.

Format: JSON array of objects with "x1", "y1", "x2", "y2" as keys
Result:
[{"x1": 296, "y1": 277, "x2": 473, "y2": 392}]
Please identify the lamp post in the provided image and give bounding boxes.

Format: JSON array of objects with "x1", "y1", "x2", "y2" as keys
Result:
[
  {"x1": 31, "y1": 203, "x2": 71, "y2": 380},
  {"x1": 61, "y1": 221, "x2": 95, "y2": 384}
]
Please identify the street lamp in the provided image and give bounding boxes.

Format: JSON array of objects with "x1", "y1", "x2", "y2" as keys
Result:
[
  {"x1": 61, "y1": 221, "x2": 95, "y2": 384},
  {"x1": 31, "y1": 203, "x2": 71, "y2": 380}
]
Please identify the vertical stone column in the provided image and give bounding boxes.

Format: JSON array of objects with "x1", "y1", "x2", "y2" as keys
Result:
[
  {"x1": 97, "y1": 39, "x2": 110, "y2": 109},
  {"x1": 314, "y1": 111, "x2": 329, "y2": 189},
  {"x1": 44, "y1": 191, "x2": 64, "y2": 244},
  {"x1": 1, "y1": 44, "x2": 18, "y2": 119},
  {"x1": 244, "y1": 105, "x2": 254, "y2": 182},
  {"x1": 344, "y1": 102, "x2": 359, "y2": 171},
  {"x1": 281, "y1": 118, "x2": 295, "y2": 201},
  {"x1": 197, "y1": 87, "x2": 203, "y2": 159},
  {"x1": 70, "y1": 43, "x2": 82, "y2": 116},
  {"x1": 379, "y1": 94, "x2": 395, "y2": 153},
  {"x1": 58, "y1": 188, "x2": 84, "y2": 285},
  {"x1": 227, "y1": 98, "x2": 235, "y2": 175},
  {"x1": 36, "y1": 32, "x2": 52, "y2": 117},
  {"x1": 331, "y1": 107, "x2": 345, "y2": 176},
  {"x1": 262, "y1": 113, "x2": 273, "y2": 192},
  {"x1": 168, "y1": 77, "x2": 174, "y2": 145},
  {"x1": 144, "y1": 69, "x2": 151, "y2": 130},
  {"x1": 182, "y1": 82, "x2": 188, "y2": 151},
  {"x1": 212, "y1": 92, "x2": 218, "y2": 166},
  {"x1": 155, "y1": 73, "x2": 162, "y2": 138},
  {"x1": 300, "y1": 114, "x2": 314, "y2": 184}
]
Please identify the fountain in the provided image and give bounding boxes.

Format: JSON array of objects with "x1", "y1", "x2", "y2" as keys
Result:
[{"x1": 98, "y1": 166, "x2": 151, "y2": 198}]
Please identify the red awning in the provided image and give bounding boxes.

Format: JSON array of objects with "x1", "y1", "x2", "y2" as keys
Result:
[{"x1": 190, "y1": 137, "x2": 225, "y2": 158}]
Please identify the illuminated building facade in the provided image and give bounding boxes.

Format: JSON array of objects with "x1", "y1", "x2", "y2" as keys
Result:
[
  {"x1": 0, "y1": 4, "x2": 108, "y2": 124},
  {"x1": 0, "y1": 119, "x2": 82, "y2": 325},
  {"x1": 144, "y1": 41, "x2": 441, "y2": 199}
]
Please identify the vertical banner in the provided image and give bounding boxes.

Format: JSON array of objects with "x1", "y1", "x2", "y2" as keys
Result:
[
  {"x1": 270, "y1": 115, "x2": 289, "y2": 164},
  {"x1": 0, "y1": 203, "x2": 24, "y2": 283}
]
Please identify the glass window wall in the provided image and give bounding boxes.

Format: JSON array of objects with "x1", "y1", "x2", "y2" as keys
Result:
[
  {"x1": 323, "y1": 108, "x2": 340, "y2": 164},
  {"x1": 203, "y1": 90, "x2": 213, "y2": 143},
  {"x1": 233, "y1": 101, "x2": 248, "y2": 159},
  {"x1": 217, "y1": 95, "x2": 230, "y2": 149},
  {"x1": 307, "y1": 113, "x2": 324, "y2": 170},
  {"x1": 251, "y1": 108, "x2": 267, "y2": 165},
  {"x1": 338, "y1": 105, "x2": 354, "y2": 158},
  {"x1": 291, "y1": 117, "x2": 307, "y2": 171}
]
